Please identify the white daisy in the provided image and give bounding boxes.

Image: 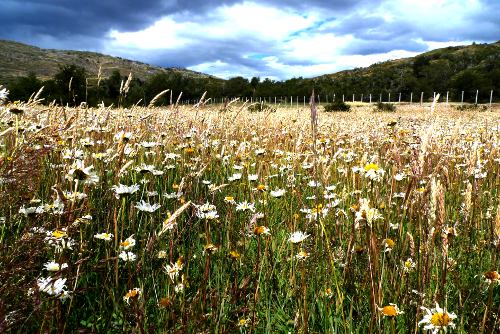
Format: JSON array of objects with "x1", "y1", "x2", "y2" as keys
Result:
[
  {"x1": 119, "y1": 251, "x2": 137, "y2": 262},
  {"x1": 135, "y1": 200, "x2": 161, "y2": 213},
  {"x1": 288, "y1": 231, "x2": 310, "y2": 244},
  {"x1": 418, "y1": 302, "x2": 457, "y2": 334},
  {"x1": 236, "y1": 201, "x2": 256, "y2": 212},
  {"x1": 94, "y1": 232, "x2": 113, "y2": 241},
  {"x1": 270, "y1": 188, "x2": 286, "y2": 198}
]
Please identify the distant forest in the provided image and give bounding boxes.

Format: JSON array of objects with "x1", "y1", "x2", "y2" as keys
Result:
[{"x1": 5, "y1": 42, "x2": 499, "y2": 106}]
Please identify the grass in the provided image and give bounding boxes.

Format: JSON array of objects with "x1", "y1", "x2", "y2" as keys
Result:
[{"x1": 0, "y1": 100, "x2": 499, "y2": 333}]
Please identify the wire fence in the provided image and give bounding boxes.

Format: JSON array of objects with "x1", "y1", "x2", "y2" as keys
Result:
[{"x1": 178, "y1": 89, "x2": 496, "y2": 108}]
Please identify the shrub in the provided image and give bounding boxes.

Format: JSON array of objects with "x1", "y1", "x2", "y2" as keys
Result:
[
  {"x1": 248, "y1": 102, "x2": 276, "y2": 113},
  {"x1": 323, "y1": 101, "x2": 350, "y2": 112},
  {"x1": 454, "y1": 104, "x2": 488, "y2": 112},
  {"x1": 374, "y1": 102, "x2": 396, "y2": 112}
]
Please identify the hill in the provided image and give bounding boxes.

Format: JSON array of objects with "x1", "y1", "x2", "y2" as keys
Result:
[
  {"x1": 1, "y1": 39, "x2": 498, "y2": 105},
  {"x1": 311, "y1": 41, "x2": 500, "y2": 100},
  {"x1": 0, "y1": 39, "x2": 219, "y2": 84}
]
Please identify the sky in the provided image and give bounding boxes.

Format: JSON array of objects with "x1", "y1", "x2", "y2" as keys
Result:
[{"x1": 0, "y1": 0, "x2": 498, "y2": 80}]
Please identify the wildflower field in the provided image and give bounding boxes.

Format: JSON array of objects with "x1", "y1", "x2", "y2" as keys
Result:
[{"x1": 0, "y1": 94, "x2": 499, "y2": 333}]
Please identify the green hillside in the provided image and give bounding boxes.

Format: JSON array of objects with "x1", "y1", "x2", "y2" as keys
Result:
[{"x1": 311, "y1": 41, "x2": 500, "y2": 100}]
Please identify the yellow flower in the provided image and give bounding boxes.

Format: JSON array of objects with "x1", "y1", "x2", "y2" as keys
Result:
[
  {"x1": 364, "y1": 163, "x2": 379, "y2": 172},
  {"x1": 158, "y1": 297, "x2": 171, "y2": 308},
  {"x1": 256, "y1": 184, "x2": 267, "y2": 191},
  {"x1": 237, "y1": 318, "x2": 250, "y2": 327},
  {"x1": 431, "y1": 312, "x2": 452, "y2": 326},
  {"x1": 379, "y1": 304, "x2": 403, "y2": 317},
  {"x1": 52, "y1": 230, "x2": 67, "y2": 239},
  {"x1": 253, "y1": 225, "x2": 270, "y2": 236},
  {"x1": 403, "y1": 258, "x2": 416, "y2": 273},
  {"x1": 483, "y1": 270, "x2": 500, "y2": 284},
  {"x1": 123, "y1": 288, "x2": 141, "y2": 304},
  {"x1": 383, "y1": 238, "x2": 395, "y2": 252},
  {"x1": 229, "y1": 250, "x2": 241, "y2": 259},
  {"x1": 296, "y1": 249, "x2": 310, "y2": 260},
  {"x1": 204, "y1": 243, "x2": 218, "y2": 254}
]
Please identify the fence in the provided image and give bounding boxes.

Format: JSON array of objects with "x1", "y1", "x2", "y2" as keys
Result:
[{"x1": 177, "y1": 89, "x2": 495, "y2": 108}]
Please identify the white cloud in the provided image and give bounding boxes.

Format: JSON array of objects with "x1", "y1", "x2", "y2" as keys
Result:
[
  {"x1": 101, "y1": 0, "x2": 496, "y2": 79},
  {"x1": 108, "y1": 17, "x2": 189, "y2": 50},
  {"x1": 107, "y1": 2, "x2": 315, "y2": 50}
]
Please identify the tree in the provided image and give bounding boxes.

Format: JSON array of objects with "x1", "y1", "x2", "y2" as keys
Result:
[
  {"x1": 52, "y1": 65, "x2": 87, "y2": 106},
  {"x1": 8, "y1": 73, "x2": 43, "y2": 102},
  {"x1": 224, "y1": 77, "x2": 250, "y2": 98}
]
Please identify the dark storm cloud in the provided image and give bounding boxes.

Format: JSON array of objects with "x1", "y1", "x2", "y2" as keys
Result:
[
  {"x1": 0, "y1": 0, "x2": 379, "y2": 42},
  {"x1": 0, "y1": 1, "x2": 243, "y2": 37}
]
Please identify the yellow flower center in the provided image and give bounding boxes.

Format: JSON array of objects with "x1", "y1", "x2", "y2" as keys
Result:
[
  {"x1": 484, "y1": 271, "x2": 500, "y2": 281},
  {"x1": 52, "y1": 230, "x2": 67, "y2": 239},
  {"x1": 257, "y1": 184, "x2": 266, "y2": 191},
  {"x1": 254, "y1": 226, "x2": 267, "y2": 235},
  {"x1": 430, "y1": 312, "x2": 451, "y2": 326},
  {"x1": 229, "y1": 251, "x2": 241, "y2": 259},
  {"x1": 384, "y1": 238, "x2": 395, "y2": 249},
  {"x1": 364, "y1": 163, "x2": 379, "y2": 172},
  {"x1": 124, "y1": 289, "x2": 139, "y2": 299},
  {"x1": 382, "y1": 305, "x2": 397, "y2": 317},
  {"x1": 311, "y1": 204, "x2": 323, "y2": 214},
  {"x1": 204, "y1": 244, "x2": 218, "y2": 252},
  {"x1": 225, "y1": 196, "x2": 234, "y2": 201}
]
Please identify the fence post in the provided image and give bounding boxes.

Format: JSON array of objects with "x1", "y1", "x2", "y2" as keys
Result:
[
  {"x1": 369, "y1": 94, "x2": 372, "y2": 103},
  {"x1": 398, "y1": 92, "x2": 401, "y2": 103},
  {"x1": 475, "y1": 90, "x2": 478, "y2": 105},
  {"x1": 342, "y1": 94, "x2": 345, "y2": 102},
  {"x1": 388, "y1": 92, "x2": 391, "y2": 103},
  {"x1": 490, "y1": 90, "x2": 493, "y2": 109},
  {"x1": 420, "y1": 92, "x2": 423, "y2": 106},
  {"x1": 461, "y1": 91, "x2": 464, "y2": 106},
  {"x1": 352, "y1": 94, "x2": 355, "y2": 103},
  {"x1": 361, "y1": 94, "x2": 364, "y2": 102},
  {"x1": 333, "y1": 94, "x2": 335, "y2": 102},
  {"x1": 446, "y1": 91, "x2": 449, "y2": 106},
  {"x1": 303, "y1": 96, "x2": 305, "y2": 106},
  {"x1": 410, "y1": 92, "x2": 413, "y2": 104},
  {"x1": 379, "y1": 93, "x2": 382, "y2": 103}
]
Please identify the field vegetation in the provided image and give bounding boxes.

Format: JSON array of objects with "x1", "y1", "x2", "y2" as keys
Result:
[{"x1": 0, "y1": 89, "x2": 499, "y2": 333}]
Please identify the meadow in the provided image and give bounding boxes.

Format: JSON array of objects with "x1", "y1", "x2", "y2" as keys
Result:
[{"x1": 0, "y1": 96, "x2": 499, "y2": 333}]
